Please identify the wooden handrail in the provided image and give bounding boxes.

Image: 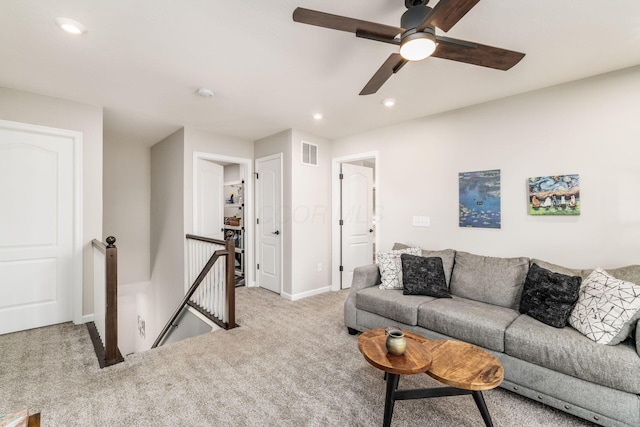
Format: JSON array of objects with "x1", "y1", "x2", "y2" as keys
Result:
[
  {"x1": 152, "y1": 236, "x2": 236, "y2": 348},
  {"x1": 186, "y1": 233, "x2": 227, "y2": 246}
]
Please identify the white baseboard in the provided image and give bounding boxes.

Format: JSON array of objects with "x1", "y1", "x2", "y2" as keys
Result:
[
  {"x1": 282, "y1": 286, "x2": 332, "y2": 301},
  {"x1": 81, "y1": 314, "x2": 95, "y2": 324}
]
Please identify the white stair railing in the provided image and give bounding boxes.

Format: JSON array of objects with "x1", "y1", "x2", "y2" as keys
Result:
[{"x1": 186, "y1": 236, "x2": 227, "y2": 321}]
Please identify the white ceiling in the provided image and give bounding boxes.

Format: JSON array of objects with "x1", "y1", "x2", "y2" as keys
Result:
[{"x1": 1, "y1": 0, "x2": 640, "y2": 146}]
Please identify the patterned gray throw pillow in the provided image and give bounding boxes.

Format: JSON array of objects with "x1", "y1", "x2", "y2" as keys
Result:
[
  {"x1": 377, "y1": 247, "x2": 421, "y2": 290},
  {"x1": 401, "y1": 254, "x2": 451, "y2": 298},
  {"x1": 519, "y1": 263, "x2": 582, "y2": 328},
  {"x1": 569, "y1": 268, "x2": 640, "y2": 345}
]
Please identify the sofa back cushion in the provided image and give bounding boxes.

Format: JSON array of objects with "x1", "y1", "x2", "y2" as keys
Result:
[
  {"x1": 392, "y1": 243, "x2": 456, "y2": 287},
  {"x1": 450, "y1": 251, "x2": 529, "y2": 309}
]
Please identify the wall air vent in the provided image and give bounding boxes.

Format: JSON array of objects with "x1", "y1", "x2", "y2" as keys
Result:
[{"x1": 301, "y1": 141, "x2": 318, "y2": 166}]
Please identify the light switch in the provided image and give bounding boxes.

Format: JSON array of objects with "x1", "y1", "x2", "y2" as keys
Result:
[{"x1": 412, "y1": 216, "x2": 430, "y2": 227}]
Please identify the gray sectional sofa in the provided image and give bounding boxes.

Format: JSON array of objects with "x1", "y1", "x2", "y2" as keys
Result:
[{"x1": 344, "y1": 245, "x2": 640, "y2": 427}]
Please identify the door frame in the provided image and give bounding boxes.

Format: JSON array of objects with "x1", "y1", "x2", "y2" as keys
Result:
[
  {"x1": 255, "y1": 153, "x2": 283, "y2": 295},
  {"x1": 192, "y1": 152, "x2": 254, "y2": 287},
  {"x1": 331, "y1": 151, "x2": 379, "y2": 291},
  {"x1": 0, "y1": 119, "x2": 83, "y2": 325}
]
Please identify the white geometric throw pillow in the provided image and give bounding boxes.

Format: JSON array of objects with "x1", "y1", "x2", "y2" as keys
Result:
[
  {"x1": 569, "y1": 268, "x2": 640, "y2": 345},
  {"x1": 377, "y1": 247, "x2": 422, "y2": 290}
]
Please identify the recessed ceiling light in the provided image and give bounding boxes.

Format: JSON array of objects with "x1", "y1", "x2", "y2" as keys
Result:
[
  {"x1": 312, "y1": 113, "x2": 323, "y2": 120},
  {"x1": 196, "y1": 88, "x2": 215, "y2": 98},
  {"x1": 382, "y1": 98, "x2": 396, "y2": 108},
  {"x1": 55, "y1": 17, "x2": 87, "y2": 35}
]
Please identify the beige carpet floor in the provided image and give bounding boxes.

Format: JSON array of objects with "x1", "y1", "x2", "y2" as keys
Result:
[{"x1": 0, "y1": 287, "x2": 594, "y2": 426}]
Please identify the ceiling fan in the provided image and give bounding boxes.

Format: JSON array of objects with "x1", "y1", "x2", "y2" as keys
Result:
[{"x1": 292, "y1": 0, "x2": 525, "y2": 95}]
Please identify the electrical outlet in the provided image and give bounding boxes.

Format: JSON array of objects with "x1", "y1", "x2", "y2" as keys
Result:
[
  {"x1": 317, "y1": 262, "x2": 323, "y2": 271},
  {"x1": 412, "y1": 216, "x2": 430, "y2": 227},
  {"x1": 138, "y1": 315, "x2": 145, "y2": 339}
]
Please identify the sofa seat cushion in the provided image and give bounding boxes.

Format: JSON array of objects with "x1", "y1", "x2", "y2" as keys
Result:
[
  {"x1": 449, "y1": 251, "x2": 529, "y2": 309},
  {"x1": 505, "y1": 314, "x2": 640, "y2": 395},
  {"x1": 355, "y1": 287, "x2": 436, "y2": 326},
  {"x1": 417, "y1": 296, "x2": 519, "y2": 352}
]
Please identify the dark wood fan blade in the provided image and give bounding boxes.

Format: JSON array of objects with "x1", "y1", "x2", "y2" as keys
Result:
[
  {"x1": 433, "y1": 37, "x2": 525, "y2": 70},
  {"x1": 418, "y1": 0, "x2": 480, "y2": 32},
  {"x1": 293, "y1": 8, "x2": 404, "y2": 39},
  {"x1": 360, "y1": 53, "x2": 408, "y2": 95}
]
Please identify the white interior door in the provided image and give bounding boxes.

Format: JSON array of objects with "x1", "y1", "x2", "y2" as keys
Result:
[
  {"x1": 0, "y1": 121, "x2": 77, "y2": 334},
  {"x1": 341, "y1": 163, "x2": 374, "y2": 289},
  {"x1": 256, "y1": 155, "x2": 282, "y2": 294},
  {"x1": 195, "y1": 159, "x2": 224, "y2": 240}
]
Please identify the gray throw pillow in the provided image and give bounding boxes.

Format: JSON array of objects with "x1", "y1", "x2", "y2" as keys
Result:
[
  {"x1": 520, "y1": 263, "x2": 582, "y2": 328},
  {"x1": 401, "y1": 254, "x2": 451, "y2": 298}
]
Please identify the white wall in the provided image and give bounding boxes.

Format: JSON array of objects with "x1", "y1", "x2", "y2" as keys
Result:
[
  {"x1": 332, "y1": 66, "x2": 640, "y2": 269},
  {"x1": 148, "y1": 128, "x2": 185, "y2": 348},
  {"x1": 290, "y1": 130, "x2": 332, "y2": 297},
  {"x1": 103, "y1": 138, "x2": 151, "y2": 284},
  {"x1": 254, "y1": 129, "x2": 333, "y2": 299},
  {"x1": 0, "y1": 86, "x2": 103, "y2": 316}
]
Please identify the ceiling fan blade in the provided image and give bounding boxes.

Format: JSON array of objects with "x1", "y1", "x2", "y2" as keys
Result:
[
  {"x1": 360, "y1": 53, "x2": 408, "y2": 95},
  {"x1": 418, "y1": 0, "x2": 480, "y2": 32},
  {"x1": 433, "y1": 37, "x2": 525, "y2": 70},
  {"x1": 293, "y1": 8, "x2": 404, "y2": 39}
]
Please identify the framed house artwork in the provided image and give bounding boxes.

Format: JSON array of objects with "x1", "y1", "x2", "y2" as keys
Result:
[
  {"x1": 459, "y1": 169, "x2": 501, "y2": 228},
  {"x1": 528, "y1": 174, "x2": 580, "y2": 215}
]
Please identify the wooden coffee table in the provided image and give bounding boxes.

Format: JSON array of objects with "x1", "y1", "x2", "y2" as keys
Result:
[{"x1": 359, "y1": 330, "x2": 503, "y2": 427}]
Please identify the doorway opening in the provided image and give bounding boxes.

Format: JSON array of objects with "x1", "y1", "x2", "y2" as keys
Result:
[
  {"x1": 331, "y1": 151, "x2": 379, "y2": 291},
  {"x1": 193, "y1": 152, "x2": 254, "y2": 288}
]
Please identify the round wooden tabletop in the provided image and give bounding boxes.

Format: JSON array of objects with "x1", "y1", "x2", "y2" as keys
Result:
[
  {"x1": 423, "y1": 340, "x2": 504, "y2": 391},
  {"x1": 358, "y1": 329, "x2": 433, "y2": 375}
]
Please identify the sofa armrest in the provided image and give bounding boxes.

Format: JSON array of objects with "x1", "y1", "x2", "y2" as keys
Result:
[
  {"x1": 344, "y1": 264, "x2": 380, "y2": 332},
  {"x1": 350, "y1": 264, "x2": 381, "y2": 293}
]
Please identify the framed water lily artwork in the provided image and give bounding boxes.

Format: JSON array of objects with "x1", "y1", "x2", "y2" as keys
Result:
[
  {"x1": 459, "y1": 169, "x2": 501, "y2": 228},
  {"x1": 528, "y1": 174, "x2": 580, "y2": 215}
]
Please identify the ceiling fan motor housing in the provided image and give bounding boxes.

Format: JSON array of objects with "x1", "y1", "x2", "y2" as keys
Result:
[
  {"x1": 401, "y1": 5, "x2": 432, "y2": 31},
  {"x1": 405, "y1": 0, "x2": 430, "y2": 8}
]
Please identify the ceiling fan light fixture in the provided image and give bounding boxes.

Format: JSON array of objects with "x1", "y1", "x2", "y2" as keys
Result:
[{"x1": 400, "y1": 32, "x2": 436, "y2": 61}]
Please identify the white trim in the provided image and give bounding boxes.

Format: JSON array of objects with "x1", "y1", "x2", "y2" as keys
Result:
[
  {"x1": 192, "y1": 152, "x2": 254, "y2": 287},
  {"x1": 282, "y1": 286, "x2": 331, "y2": 301},
  {"x1": 255, "y1": 153, "x2": 284, "y2": 295},
  {"x1": 82, "y1": 314, "x2": 95, "y2": 324},
  {"x1": 331, "y1": 151, "x2": 380, "y2": 292},
  {"x1": 0, "y1": 119, "x2": 84, "y2": 326}
]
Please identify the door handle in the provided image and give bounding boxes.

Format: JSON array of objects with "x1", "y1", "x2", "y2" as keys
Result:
[
  {"x1": 369, "y1": 229, "x2": 374, "y2": 233},
  {"x1": 272, "y1": 230, "x2": 280, "y2": 235}
]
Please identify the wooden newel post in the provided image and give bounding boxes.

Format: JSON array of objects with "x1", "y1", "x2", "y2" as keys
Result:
[
  {"x1": 225, "y1": 238, "x2": 236, "y2": 329},
  {"x1": 105, "y1": 236, "x2": 122, "y2": 366}
]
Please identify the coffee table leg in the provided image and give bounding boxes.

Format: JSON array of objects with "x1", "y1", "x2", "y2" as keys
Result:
[
  {"x1": 472, "y1": 391, "x2": 494, "y2": 427},
  {"x1": 383, "y1": 373, "x2": 400, "y2": 427}
]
